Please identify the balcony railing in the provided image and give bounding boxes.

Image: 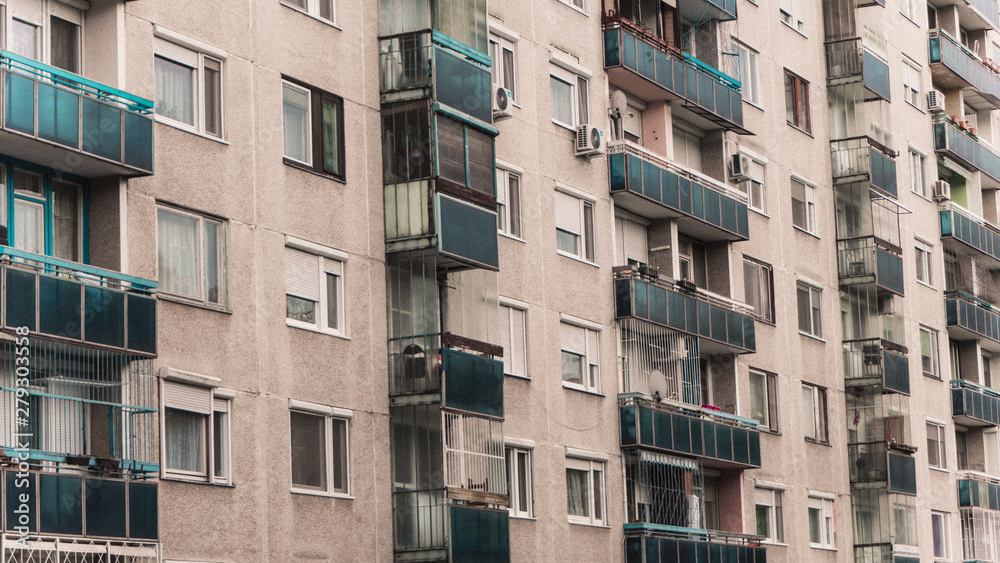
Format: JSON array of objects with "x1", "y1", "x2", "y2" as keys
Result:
[
  {"x1": 1, "y1": 534, "x2": 159, "y2": 562},
  {"x1": 963, "y1": 0, "x2": 1000, "y2": 29},
  {"x1": 946, "y1": 289, "x2": 1000, "y2": 349},
  {"x1": 0, "y1": 50, "x2": 153, "y2": 177},
  {"x1": 602, "y1": 21, "x2": 748, "y2": 134},
  {"x1": 836, "y1": 237, "x2": 905, "y2": 295},
  {"x1": 934, "y1": 117, "x2": 1000, "y2": 183},
  {"x1": 620, "y1": 396, "x2": 762, "y2": 469},
  {"x1": 623, "y1": 524, "x2": 767, "y2": 563},
  {"x1": 608, "y1": 141, "x2": 749, "y2": 241},
  {"x1": 391, "y1": 490, "x2": 509, "y2": 560},
  {"x1": 959, "y1": 471, "x2": 1000, "y2": 509},
  {"x1": 0, "y1": 246, "x2": 157, "y2": 355},
  {"x1": 825, "y1": 39, "x2": 891, "y2": 101},
  {"x1": 843, "y1": 338, "x2": 910, "y2": 393},
  {"x1": 830, "y1": 136, "x2": 898, "y2": 196},
  {"x1": 929, "y1": 30, "x2": 1000, "y2": 109},
  {"x1": 614, "y1": 270, "x2": 756, "y2": 354},
  {"x1": 953, "y1": 378, "x2": 1000, "y2": 426},
  {"x1": 940, "y1": 203, "x2": 1000, "y2": 266}
]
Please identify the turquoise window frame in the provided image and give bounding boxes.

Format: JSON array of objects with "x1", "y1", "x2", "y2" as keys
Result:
[
  {"x1": 1, "y1": 155, "x2": 89, "y2": 263},
  {"x1": 432, "y1": 106, "x2": 497, "y2": 197}
]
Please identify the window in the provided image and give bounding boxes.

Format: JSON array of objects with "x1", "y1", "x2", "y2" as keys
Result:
[
  {"x1": 506, "y1": 446, "x2": 533, "y2": 518},
  {"x1": 558, "y1": 0, "x2": 586, "y2": 12},
  {"x1": 932, "y1": 511, "x2": 949, "y2": 559},
  {"x1": 614, "y1": 215, "x2": 649, "y2": 266},
  {"x1": 739, "y1": 156, "x2": 766, "y2": 213},
  {"x1": 2, "y1": 165, "x2": 83, "y2": 262},
  {"x1": 779, "y1": 0, "x2": 805, "y2": 32},
  {"x1": 561, "y1": 320, "x2": 600, "y2": 393},
  {"x1": 750, "y1": 370, "x2": 779, "y2": 432},
  {"x1": 903, "y1": 59, "x2": 921, "y2": 108},
  {"x1": 784, "y1": 71, "x2": 810, "y2": 133},
  {"x1": 796, "y1": 282, "x2": 822, "y2": 338},
  {"x1": 554, "y1": 189, "x2": 595, "y2": 262},
  {"x1": 956, "y1": 430, "x2": 969, "y2": 470},
  {"x1": 500, "y1": 301, "x2": 528, "y2": 378},
  {"x1": 927, "y1": 421, "x2": 947, "y2": 469},
  {"x1": 496, "y1": 168, "x2": 522, "y2": 238},
  {"x1": 678, "y1": 236, "x2": 708, "y2": 287},
  {"x1": 566, "y1": 457, "x2": 604, "y2": 525},
  {"x1": 285, "y1": 243, "x2": 346, "y2": 336},
  {"x1": 802, "y1": 383, "x2": 828, "y2": 443},
  {"x1": 282, "y1": 79, "x2": 345, "y2": 179},
  {"x1": 900, "y1": 0, "x2": 919, "y2": 21},
  {"x1": 550, "y1": 65, "x2": 589, "y2": 129},
  {"x1": 736, "y1": 41, "x2": 760, "y2": 105},
  {"x1": 672, "y1": 120, "x2": 704, "y2": 172},
  {"x1": 755, "y1": 487, "x2": 784, "y2": 542},
  {"x1": 281, "y1": 0, "x2": 334, "y2": 23},
  {"x1": 290, "y1": 403, "x2": 350, "y2": 495},
  {"x1": 744, "y1": 259, "x2": 775, "y2": 322},
  {"x1": 915, "y1": 240, "x2": 934, "y2": 286},
  {"x1": 157, "y1": 206, "x2": 226, "y2": 306},
  {"x1": 161, "y1": 378, "x2": 232, "y2": 484},
  {"x1": 808, "y1": 495, "x2": 835, "y2": 548},
  {"x1": 490, "y1": 34, "x2": 516, "y2": 102},
  {"x1": 921, "y1": 326, "x2": 940, "y2": 378},
  {"x1": 894, "y1": 501, "x2": 917, "y2": 546},
  {"x1": 791, "y1": 178, "x2": 817, "y2": 234},
  {"x1": 154, "y1": 37, "x2": 223, "y2": 137},
  {"x1": 2, "y1": 0, "x2": 83, "y2": 72},
  {"x1": 910, "y1": 149, "x2": 928, "y2": 197}
]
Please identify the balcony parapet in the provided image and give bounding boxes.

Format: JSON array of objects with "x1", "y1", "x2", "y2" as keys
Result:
[
  {"x1": 929, "y1": 30, "x2": 1000, "y2": 109},
  {"x1": 836, "y1": 236, "x2": 905, "y2": 295},
  {"x1": 825, "y1": 39, "x2": 891, "y2": 101},
  {"x1": 830, "y1": 136, "x2": 898, "y2": 196},
  {"x1": 623, "y1": 523, "x2": 767, "y2": 563},
  {"x1": 946, "y1": 289, "x2": 1000, "y2": 351},
  {"x1": 934, "y1": 116, "x2": 1000, "y2": 182},
  {"x1": 952, "y1": 378, "x2": 1000, "y2": 426},
  {"x1": 939, "y1": 202, "x2": 1000, "y2": 267},
  {"x1": 843, "y1": 338, "x2": 910, "y2": 394}
]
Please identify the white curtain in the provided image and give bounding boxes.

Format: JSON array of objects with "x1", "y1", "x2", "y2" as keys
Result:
[
  {"x1": 155, "y1": 56, "x2": 195, "y2": 126},
  {"x1": 165, "y1": 408, "x2": 205, "y2": 473},
  {"x1": 566, "y1": 468, "x2": 589, "y2": 516},
  {"x1": 157, "y1": 209, "x2": 200, "y2": 299},
  {"x1": 14, "y1": 199, "x2": 44, "y2": 255},
  {"x1": 10, "y1": 20, "x2": 39, "y2": 60}
]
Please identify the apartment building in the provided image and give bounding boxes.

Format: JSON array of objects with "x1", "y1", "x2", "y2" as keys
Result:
[{"x1": 1, "y1": 0, "x2": 1000, "y2": 561}]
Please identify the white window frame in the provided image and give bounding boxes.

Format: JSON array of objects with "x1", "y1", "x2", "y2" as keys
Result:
[
  {"x1": 153, "y1": 33, "x2": 225, "y2": 138},
  {"x1": 282, "y1": 80, "x2": 313, "y2": 166},
  {"x1": 927, "y1": 420, "x2": 947, "y2": 470},
  {"x1": 2, "y1": 0, "x2": 84, "y2": 72},
  {"x1": 902, "y1": 57, "x2": 921, "y2": 109},
  {"x1": 779, "y1": 0, "x2": 805, "y2": 34},
  {"x1": 802, "y1": 382, "x2": 828, "y2": 443},
  {"x1": 808, "y1": 495, "x2": 835, "y2": 549},
  {"x1": 554, "y1": 187, "x2": 596, "y2": 263},
  {"x1": 500, "y1": 298, "x2": 528, "y2": 378},
  {"x1": 280, "y1": 0, "x2": 336, "y2": 24},
  {"x1": 740, "y1": 153, "x2": 766, "y2": 214},
  {"x1": 566, "y1": 457, "x2": 605, "y2": 526},
  {"x1": 931, "y1": 510, "x2": 950, "y2": 560},
  {"x1": 506, "y1": 442, "x2": 534, "y2": 518},
  {"x1": 159, "y1": 369, "x2": 231, "y2": 485},
  {"x1": 489, "y1": 33, "x2": 517, "y2": 103},
  {"x1": 557, "y1": 0, "x2": 586, "y2": 14},
  {"x1": 560, "y1": 316, "x2": 601, "y2": 394},
  {"x1": 736, "y1": 40, "x2": 760, "y2": 106},
  {"x1": 549, "y1": 63, "x2": 589, "y2": 130},
  {"x1": 496, "y1": 165, "x2": 522, "y2": 239},
  {"x1": 900, "y1": 0, "x2": 919, "y2": 23},
  {"x1": 156, "y1": 205, "x2": 227, "y2": 308},
  {"x1": 749, "y1": 369, "x2": 778, "y2": 432},
  {"x1": 916, "y1": 239, "x2": 934, "y2": 287},
  {"x1": 910, "y1": 149, "x2": 928, "y2": 198},
  {"x1": 284, "y1": 238, "x2": 348, "y2": 337},
  {"x1": 289, "y1": 400, "x2": 352, "y2": 497},
  {"x1": 791, "y1": 176, "x2": 817, "y2": 235},
  {"x1": 755, "y1": 486, "x2": 784, "y2": 543},
  {"x1": 744, "y1": 258, "x2": 774, "y2": 323},
  {"x1": 796, "y1": 281, "x2": 822, "y2": 338},
  {"x1": 921, "y1": 326, "x2": 940, "y2": 379}
]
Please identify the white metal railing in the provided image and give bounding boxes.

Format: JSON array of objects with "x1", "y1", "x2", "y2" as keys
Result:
[{"x1": 1, "y1": 534, "x2": 158, "y2": 562}]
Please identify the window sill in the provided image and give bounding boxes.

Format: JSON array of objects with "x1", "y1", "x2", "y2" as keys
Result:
[
  {"x1": 556, "y1": 0, "x2": 589, "y2": 16},
  {"x1": 761, "y1": 541, "x2": 787, "y2": 547},
  {"x1": 798, "y1": 331, "x2": 826, "y2": 343},
  {"x1": 291, "y1": 488, "x2": 354, "y2": 499},
  {"x1": 804, "y1": 437, "x2": 832, "y2": 447},
  {"x1": 744, "y1": 99, "x2": 764, "y2": 112},
  {"x1": 786, "y1": 122, "x2": 813, "y2": 138},
  {"x1": 810, "y1": 546, "x2": 837, "y2": 552},
  {"x1": 923, "y1": 372, "x2": 943, "y2": 381},
  {"x1": 509, "y1": 514, "x2": 536, "y2": 521},
  {"x1": 759, "y1": 428, "x2": 782, "y2": 436},
  {"x1": 286, "y1": 319, "x2": 350, "y2": 340},
  {"x1": 160, "y1": 475, "x2": 234, "y2": 487},
  {"x1": 154, "y1": 116, "x2": 229, "y2": 145},
  {"x1": 283, "y1": 159, "x2": 347, "y2": 184},
  {"x1": 778, "y1": 19, "x2": 807, "y2": 38},
  {"x1": 280, "y1": 2, "x2": 342, "y2": 29},
  {"x1": 505, "y1": 372, "x2": 531, "y2": 380},
  {"x1": 552, "y1": 119, "x2": 577, "y2": 133},
  {"x1": 916, "y1": 280, "x2": 937, "y2": 291},
  {"x1": 900, "y1": 12, "x2": 919, "y2": 26},
  {"x1": 792, "y1": 225, "x2": 821, "y2": 240},
  {"x1": 499, "y1": 231, "x2": 527, "y2": 244},
  {"x1": 556, "y1": 250, "x2": 599, "y2": 268},
  {"x1": 158, "y1": 293, "x2": 231, "y2": 314},
  {"x1": 930, "y1": 466, "x2": 950, "y2": 474},
  {"x1": 911, "y1": 190, "x2": 933, "y2": 203},
  {"x1": 562, "y1": 382, "x2": 605, "y2": 397},
  {"x1": 751, "y1": 315, "x2": 776, "y2": 327},
  {"x1": 905, "y1": 100, "x2": 925, "y2": 114},
  {"x1": 749, "y1": 207, "x2": 769, "y2": 218},
  {"x1": 567, "y1": 520, "x2": 610, "y2": 528}
]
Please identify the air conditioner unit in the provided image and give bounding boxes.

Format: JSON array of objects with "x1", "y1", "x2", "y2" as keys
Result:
[
  {"x1": 729, "y1": 153, "x2": 752, "y2": 182},
  {"x1": 933, "y1": 179, "x2": 951, "y2": 201},
  {"x1": 492, "y1": 87, "x2": 512, "y2": 120},
  {"x1": 928, "y1": 90, "x2": 946, "y2": 113},
  {"x1": 575, "y1": 124, "x2": 604, "y2": 158}
]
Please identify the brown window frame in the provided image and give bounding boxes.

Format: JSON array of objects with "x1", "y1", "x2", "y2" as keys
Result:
[
  {"x1": 282, "y1": 76, "x2": 347, "y2": 181},
  {"x1": 784, "y1": 70, "x2": 810, "y2": 134}
]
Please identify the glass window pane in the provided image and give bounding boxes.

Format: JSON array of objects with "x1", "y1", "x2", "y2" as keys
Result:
[
  {"x1": 213, "y1": 410, "x2": 227, "y2": 479},
  {"x1": 550, "y1": 76, "x2": 573, "y2": 125},
  {"x1": 592, "y1": 469, "x2": 603, "y2": 520},
  {"x1": 326, "y1": 273, "x2": 339, "y2": 330},
  {"x1": 557, "y1": 229, "x2": 579, "y2": 255},
  {"x1": 155, "y1": 56, "x2": 196, "y2": 126},
  {"x1": 566, "y1": 467, "x2": 589, "y2": 516},
  {"x1": 322, "y1": 97, "x2": 342, "y2": 175},
  {"x1": 203, "y1": 221, "x2": 221, "y2": 304},
  {"x1": 509, "y1": 174, "x2": 521, "y2": 237},
  {"x1": 331, "y1": 418, "x2": 347, "y2": 493},
  {"x1": 157, "y1": 209, "x2": 201, "y2": 299},
  {"x1": 791, "y1": 180, "x2": 806, "y2": 228},
  {"x1": 283, "y1": 84, "x2": 311, "y2": 163},
  {"x1": 52, "y1": 181, "x2": 80, "y2": 262},
  {"x1": 756, "y1": 504, "x2": 770, "y2": 537},
  {"x1": 11, "y1": 20, "x2": 39, "y2": 60},
  {"x1": 14, "y1": 200, "x2": 44, "y2": 255},
  {"x1": 809, "y1": 506, "x2": 821, "y2": 543},
  {"x1": 802, "y1": 385, "x2": 815, "y2": 439},
  {"x1": 517, "y1": 451, "x2": 529, "y2": 512},
  {"x1": 577, "y1": 77, "x2": 589, "y2": 124},
  {"x1": 291, "y1": 411, "x2": 327, "y2": 490},
  {"x1": 287, "y1": 295, "x2": 317, "y2": 323},
  {"x1": 583, "y1": 203, "x2": 594, "y2": 261},
  {"x1": 50, "y1": 17, "x2": 80, "y2": 73},
  {"x1": 14, "y1": 169, "x2": 43, "y2": 195},
  {"x1": 797, "y1": 286, "x2": 811, "y2": 333},
  {"x1": 319, "y1": 0, "x2": 334, "y2": 20},
  {"x1": 503, "y1": 48, "x2": 515, "y2": 97},
  {"x1": 750, "y1": 372, "x2": 766, "y2": 425},
  {"x1": 165, "y1": 408, "x2": 206, "y2": 473},
  {"x1": 204, "y1": 58, "x2": 222, "y2": 136},
  {"x1": 562, "y1": 351, "x2": 583, "y2": 384}
]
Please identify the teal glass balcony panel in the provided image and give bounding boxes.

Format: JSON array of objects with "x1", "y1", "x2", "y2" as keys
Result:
[
  {"x1": 863, "y1": 49, "x2": 892, "y2": 101},
  {"x1": 966, "y1": 0, "x2": 1000, "y2": 29},
  {"x1": 883, "y1": 349, "x2": 910, "y2": 394},
  {"x1": 442, "y1": 347, "x2": 503, "y2": 418},
  {"x1": 434, "y1": 46, "x2": 491, "y2": 124},
  {"x1": 952, "y1": 378, "x2": 1000, "y2": 426},
  {"x1": 623, "y1": 525, "x2": 767, "y2": 563},
  {"x1": 603, "y1": 25, "x2": 749, "y2": 135},
  {"x1": 929, "y1": 31, "x2": 1000, "y2": 109},
  {"x1": 887, "y1": 452, "x2": 917, "y2": 495},
  {"x1": 870, "y1": 148, "x2": 897, "y2": 196},
  {"x1": 958, "y1": 474, "x2": 1000, "y2": 510},
  {"x1": 829, "y1": 137, "x2": 897, "y2": 197},
  {"x1": 843, "y1": 339, "x2": 911, "y2": 393},
  {"x1": 620, "y1": 401, "x2": 762, "y2": 468},
  {"x1": 876, "y1": 248, "x2": 905, "y2": 295},
  {"x1": 4, "y1": 471, "x2": 157, "y2": 540},
  {"x1": 946, "y1": 290, "x2": 1000, "y2": 351},
  {"x1": 449, "y1": 505, "x2": 510, "y2": 563},
  {"x1": 934, "y1": 119, "x2": 1000, "y2": 182},
  {"x1": 608, "y1": 145, "x2": 749, "y2": 242},
  {"x1": 436, "y1": 193, "x2": 499, "y2": 270},
  {"x1": 434, "y1": 110, "x2": 497, "y2": 197},
  {"x1": 0, "y1": 50, "x2": 154, "y2": 177},
  {"x1": 0, "y1": 247, "x2": 157, "y2": 355},
  {"x1": 940, "y1": 206, "x2": 1000, "y2": 265},
  {"x1": 615, "y1": 276, "x2": 756, "y2": 353},
  {"x1": 836, "y1": 237, "x2": 905, "y2": 295}
]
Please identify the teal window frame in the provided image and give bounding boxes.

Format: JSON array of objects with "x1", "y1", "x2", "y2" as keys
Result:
[{"x1": 433, "y1": 109, "x2": 497, "y2": 197}]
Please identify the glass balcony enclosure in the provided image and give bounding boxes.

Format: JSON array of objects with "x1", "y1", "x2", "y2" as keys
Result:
[
  {"x1": 378, "y1": 0, "x2": 488, "y2": 55},
  {"x1": 825, "y1": 39, "x2": 891, "y2": 101},
  {"x1": 946, "y1": 290, "x2": 1000, "y2": 352},
  {"x1": 929, "y1": 30, "x2": 1000, "y2": 110}
]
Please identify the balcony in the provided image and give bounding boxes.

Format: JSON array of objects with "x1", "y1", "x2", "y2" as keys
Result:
[
  {"x1": 843, "y1": 339, "x2": 910, "y2": 393},
  {"x1": 958, "y1": 473, "x2": 1000, "y2": 563},
  {"x1": 0, "y1": 50, "x2": 153, "y2": 177},
  {"x1": 940, "y1": 203, "x2": 1000, "y2": 268},
  {"x1": 609, "y1": 141, "x2": 749, "y2": 241},
  {"x1": 825, "y1": 39, "x2": 891, "y2": 101},
  {"x1": 830, "y1": 137, "x2": 898, "y2": 197},
  {"x1": 442, "y1": 347, "x2": 503, "y2": 418},
  {"x1": 1, "y1": 247, "x2": 156, "y2": 355},
  {"x1": 392, "y1": 490, "x2": 509, "y2": 563},
  {"x1": 934, "y1": 117, "x2": 1000, "y2": 183},
  {"x1": 946, "y1": 290, "x2": 1000, "y2": 351},
  {"x1": 952, "y1": 378, "x2": 1000, "y2": 426},
  {"x1": 837, "y1": 237, "x2": 905, "y2": 295},
  {"x1": 602, "y1": 20, "x2": 749, "y2": 135},
  {"x1": 614, "y1": 271, "x2": 756, "y2": 354},
  {"x1": 620, "y1": 397, "x2": 762, "y2": 469},
  {"x1": 624, "y1": 526, "x2": 766, "y2": 563},
  {"x1": 929, "y1": 30, "x2": 1000, "y2": 109},
  {"x1": 959, "y1": 472, "x2": 1000, "y2": 509}
]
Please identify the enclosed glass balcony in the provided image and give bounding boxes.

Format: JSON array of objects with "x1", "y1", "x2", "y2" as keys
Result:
[
  {"x1": 946, "y1": 290, "x2": 1000, "y2": 351},
  {"x1": 442, "y1": 348, "x2": 503, "y2": 418},
  {"x1": 837, "y1": 237, "x2": 905, "y2": 295},
  {"x1": 957, "y1": 472, "x2": 1000, "y2": 563},
  {"x1": 624, "y1": 526, "x2": 766, "y2": 563},
  {"x1": 843, "y1": 339, "x2": 910, "y2": 393},
  {"x1": 929, "y1": 30, "x2": 1000, "y2": 109},
  {"x1": 830, "y1": 137, "x2": 897, "y2": 197},
  {"x1": 609, "y1": 141, "x2": 749, "y2": 242},
  {"x1": 620, "y1": 397, "x2": 762, "y2": 469},
  {"x1": 1, "y1": 50, "x2": 153, "y2": 177},
  {"x1": 952, "y1": 378, "x2": 1000, "y2": 426},
  {"x1": 615, "y1": 271, "x2": 756, "y2": 354},
  {"x1": 934, "y1": 118, "x2": 1000, "y2": 182},
  {"x1": 940, "y1": 203, "x2": 1000, "y2": 267},
  {"x1": 825, "y1": 39, "x2": 891, "y2": 101},
  {"x1": 602, "y1": 21, "x2": 748, "y2": 134}
]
